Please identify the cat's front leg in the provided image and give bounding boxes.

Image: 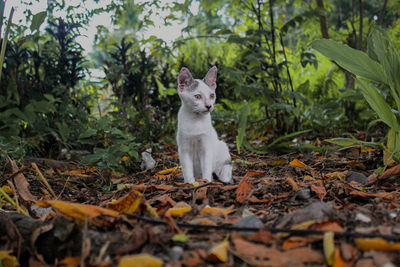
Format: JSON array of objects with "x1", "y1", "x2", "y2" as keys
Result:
[
  {"x1": 179, "y1": 151, "x2": 195, "y2": 184},
  {"x1": 200, "y1": 140, "x2": 213, "y2": 182}
]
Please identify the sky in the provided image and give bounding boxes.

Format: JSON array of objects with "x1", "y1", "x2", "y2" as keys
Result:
[{"x1": 5, "y1": 0, "x2": 197, "y2": 54}]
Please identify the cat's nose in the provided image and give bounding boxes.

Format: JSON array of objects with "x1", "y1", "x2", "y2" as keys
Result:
[{"x1": 206, "y1": 105, "x2": 212, "y2": 110}]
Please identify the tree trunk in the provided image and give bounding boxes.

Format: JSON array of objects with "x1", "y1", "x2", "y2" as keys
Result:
[{"x1": 316, "y1": 0, "x2": 329, "y2": 39}]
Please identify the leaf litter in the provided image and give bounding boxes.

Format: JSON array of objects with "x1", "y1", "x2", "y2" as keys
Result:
[{"x1": 0, "y1": 145, "x2": 400, "y2": 266}]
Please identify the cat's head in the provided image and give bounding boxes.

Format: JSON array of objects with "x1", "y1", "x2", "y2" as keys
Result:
[{"x1": 177, "y1": 66, "x2": 218, "y2": 114}]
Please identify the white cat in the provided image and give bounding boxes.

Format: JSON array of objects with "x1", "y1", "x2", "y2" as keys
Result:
[{"x1": 176, "y1": 66, "x2": 233, "y2": 184}]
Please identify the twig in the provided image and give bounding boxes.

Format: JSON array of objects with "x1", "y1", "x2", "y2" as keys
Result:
[
  {"x1": 124, "y1": 214, "x2": 400, "y2": 241},
  {"x1": 32, "y1": 163, "x2": 57, "y2": 199}
]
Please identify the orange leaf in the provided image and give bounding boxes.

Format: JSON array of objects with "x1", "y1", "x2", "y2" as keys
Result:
[
  {"x1": 36, "y1": 200, "x2": 119, "y2": 221},
  {"x1": 244, "y1": 170, "x2": 268, "y2": 177},
  {"x1": 119, "y1": 254, "x2": 163, "y2": 267},
  {"x1": 333, "y1": 247, "x2": 346, "y2": 267},
  {"x1": 311, "y1": 184, "x2": 327, "y2": 200},
  {"x1": 155, "y1": 167, "x2": 180, "y2": 176},
  {"x1": 282, "y1": 237, "x2": 310, "y2": 250},
  {"x1": 290, "y1": 159, "x2": 307, "y2": 168},
  {"x1": 354, "y1": 238, "x2": 400, "y2": 251},
  {"x1": 106, "y1": 189, "x2": 143, "y2": 214},
  {"x1": 189, "y1": 218, "x2": 217, "y2": 226},
  {"x1": 200, "y1": 205, "x2": 234, "y2": 216},
  {"x1": 58, "y1": 256, "x2": 81, "y2": 267},
  {"x1": 168, "y1": 202, "x2": 192, "y2": 216},
  {"x1": 208, "y1": 240, "x2": 229, "y2": 262},
  {"x1": 165, "y1": 210, "x2": 182, "y2": 234},
  {"x1": 286, "y1": 177, "x2": 299, "y2": 191},
  {"x1": 236, "y1": 177, "x2": 252, "y2": 203}
]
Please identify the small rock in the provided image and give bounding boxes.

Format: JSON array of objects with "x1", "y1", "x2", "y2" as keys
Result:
[
  {"x1": 355, "y1": 213, "x2": 371, "y2": 223},
  {"x1": 346, "y1": 171, "x2": 367, "y2": 184},
  {"x1": 141, "y1": 148, "x2": 156, "y2": 170},
  {"x1": 234, "y1": 215, "x2": 264, "y2": 237},
  {"x1": 169, "y1": 246, "x2": 184, "y2": 261}
]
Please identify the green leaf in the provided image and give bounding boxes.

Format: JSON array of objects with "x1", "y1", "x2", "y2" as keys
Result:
[
  {"x1": 172, "y1": 234, "x2": 188, "y2": 242},
  {"x1": 357, "y1": 79, "x2": 399, "y2": 131},
  {"x1": 30, "y1": 11, "x2": 47, "y2": 32},
  {"x1": 79, "y1": 129, "x2": 97, "y2": 139},
  {"x1": 236, "y1": 103, "x2": 249, "y2": 154},
  {"x1": 310, "y1": 39, "x2": 387, "y2": 85},
  {"x1": 324, "y1": 138, "x2": 359, "y2": 147}
]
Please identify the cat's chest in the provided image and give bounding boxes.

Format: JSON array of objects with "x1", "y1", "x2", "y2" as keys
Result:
[{"x1": 178, "y1": 111, "x2": 212, "y2": 136}]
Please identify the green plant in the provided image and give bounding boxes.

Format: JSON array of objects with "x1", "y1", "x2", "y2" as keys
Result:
[
  {"x1": 311, "y1": 26, "x2": 400, "y2": 163},
  {"x1": 78, "y1": 116, "x2": 140, "y2": 170}
]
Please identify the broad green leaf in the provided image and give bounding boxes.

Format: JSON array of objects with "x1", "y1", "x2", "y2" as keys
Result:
[
  {"x1": 30, "y1": 11, "x2": 47, "y2": 32},
  {"x1": 324, "y1": 138, "x2": 359, "y2": 147},
  {"x1": 236, "y1": 103, "x2": 249, "y2": 154},
  {"x1": 310, "y1": 39, "x2": 387, "y2": 85},
  {"x1": 357, "y1": 79, "x2": 399, "y2": 131}
]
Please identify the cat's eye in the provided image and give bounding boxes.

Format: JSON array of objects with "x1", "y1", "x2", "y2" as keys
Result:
[
  {"x1": 194, "y1": 94, "x2": 202, "y2": 99},
  {"x1": 210, "y1": 94, "x2": 215, "y2": 99}
]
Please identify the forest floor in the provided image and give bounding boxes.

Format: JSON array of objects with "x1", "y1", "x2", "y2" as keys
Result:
[{"x1": 1, "y1": 140, "x2": 400, "y2": 267}]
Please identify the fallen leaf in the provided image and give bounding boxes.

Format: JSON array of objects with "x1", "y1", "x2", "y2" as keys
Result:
[
  {"x1": 208, "y1": 240, "x2": 229, "y2": 262},
  {"x1": 172, "y1": 234, "x2": 189, "y2": 242},
  {"x1": 236, "y1": 177, "x2": 252, "y2": 203},
  {"x1": 155, "y1": 166, "x2": 180, "y2": 176},
  {"x1": 1, "y1": 185, "x2": 13, "y2": 195},
  {"x1": 313, "y1": 220, "x2": 344, "y2": 232},
  {"x1": 324, "y1": 232, "x2": 335, "y2": 266},
  {"x1": 311, "y1": 184, "x2": 327, "y2": 200},
  {"x1": 36, "y1": 200, "x2": 119, "y2": 222},
  {"x1": 290, "y1": 159, "x2": 307, "y2": 168},
  {"x1": 244, "y1": 170, "x2": 268, "y2": 177},
  {"x1": 200, "y1": 205, "x2": 234, "y2": 216},
  {"x1": 325, "y1": 171, "x2": 348, "y2": 180},
  {"x1": 0, "y1": 250, "x2": 19, "y2": 267},
  {"x1": 119, "y1": 254, "x2": 163, "y2": 267},
  {"x1": 168, "y1": 202, "x2": 192, "y2": 216},
  {"x1": 354, "y1": 238, "x2": 400, "y2": 251},
  {"x1": 282, "y1": 237, "x2": 310, "y2": 250},
  {"x1": 350, "y1": 190, "x2": 396, "y2": 200},
  {"x1": 58, "y1": 256, "x2": 81, "y2": 267},
  {"x1": 286, "y1": 177, "x2": 299, "y2": 191},
  {"x1": 6, "y1": 155, "x2": 36, "y2": 203},
  {"x1": 268, "y1": 160, "x2": 287, "y2": 166},
  {"x1": 333, "y1": 246, "x2": 346, "y2": 267},
  {"x1": 106, "y1": 189, "x2": 143, "y2": 214},
  {"x1": 232, "y1": 238, "x2": 323, "y2": 266},
  {"x1": 189, "y1": 218, "x2": 217, "y2": 226},
  {"x1": 165, "y1": 210, "x2": 182, "y2": 234},
  {"x1": 379, "y1": 163, "x2": 400, "y2": 180}
]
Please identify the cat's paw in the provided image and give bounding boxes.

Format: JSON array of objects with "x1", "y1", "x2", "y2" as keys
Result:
[{"x1": 184, "y1": 177, "x2": 196, "y2": 184}]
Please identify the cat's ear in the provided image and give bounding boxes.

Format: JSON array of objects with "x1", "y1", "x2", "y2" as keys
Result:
[
  {"x1": 204, "y1": 66, "x2": 217, "y2": 90},
  {"x1": 178, "y1": 67, "x2": 194, "y2": 92}
]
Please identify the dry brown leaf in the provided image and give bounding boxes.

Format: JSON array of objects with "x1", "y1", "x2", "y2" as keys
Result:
[
  {"x1": 106, "y1": 189, "x2": 143, "y2": 214},
  {"x1": 236, "y1": 177, "x2": 252, "y2": 203},
  {"x1": 6, "y1": 155, "x2": 36, "y2": 203},
  {"x1": 379, "y1": 163, "x2": 400, "y2": 180},
  {"x1": 200, "y1": 205, "x2": 234, "y2": 216},
  {"x1": 311, "y1": 184, "x2": 327, "y2": 200},
  {"x1": 313, "y1": 220, "x2": 344, "y2": 232},
  {"x1": 282, "y1": 237, "x2": 310, "y2": 250},
  {"x1": 350, "y1": 190, "x2": 396, "y2": 200},
  {"x1": 164, "y1": 210, "x2": 182, "y2": 234},
  {"x1": 244, "y1": 170, "x2": 268, "y2": 177},
  {"x1": 232, "y1": 238, "x2": 323, "y2": 266},
  {"x1": 286, "y1": 177, "x2": 299, "y2": 191}
]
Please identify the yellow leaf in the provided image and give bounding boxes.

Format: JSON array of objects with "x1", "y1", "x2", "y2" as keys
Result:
[
  {"x1": 106, "y1": 189, "x2": 142, "y2": 214},
  {"x1": 121, "y1": 156, "x2": 129, "y2": 162},
  {"x1": 200, "y1": 205, "x2": 234, "y2": 216},
  {"x1": 268, "y1": 160, "x2": 287, "y2": 166},
  {"x1": 146, "y1": 203, "x2": 158, "y2": 217},
  {"x1": 168, "y1": 202, "x2": 192, "y2": 216},
  {"x1": 323, "y1": 232, "x2": 335, "y2": 266},
  {"x1": 119, "y1": 254, "x2": 163, "y2": 267},
  {"x1": 354, "y1": 238, "x2": 400, "y2": 251},
  {"x1": 289, "y1": 159, "x2": 307, "y2": 168},
  {"x1": 189, "y1": 218, "x2": 217, "y2": 225},
  {"x1": 35, "y1": 200, "x2": 119, "y2": 221},
  {"x1": 208, "y1": 240, "x2": 229, "y2": 262},
  {"x1": 155, "y1": 167, "x2": 179, "y2": 176},
  {"x1": 1, "y1": 185, "x2": 13, "y2": 195},
  {"x1": 0, "y1": 250, "x2": 19, "y2": 267}
]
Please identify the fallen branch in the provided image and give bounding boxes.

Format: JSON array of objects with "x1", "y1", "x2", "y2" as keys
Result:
[{"x1": 124, "y1": 214, "x2": 400, "y2": 241}]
